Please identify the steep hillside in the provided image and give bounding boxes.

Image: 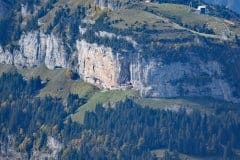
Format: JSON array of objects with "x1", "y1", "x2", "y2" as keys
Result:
[
  {"x1": 0, "y1": 0, "x2": 240, "y2": 103},
  {"x1": 1, "y1": 64, "x2": 240, "y2": 159},
  {"x1": 1, "y1": 1, "x2": 240, "y2": 159}
]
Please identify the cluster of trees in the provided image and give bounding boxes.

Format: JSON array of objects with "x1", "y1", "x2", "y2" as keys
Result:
[
  {"x1": 0, "y1": 0, "x2": 86, "y2": 51},
  {"x1": 83, "y1": 100, "x2": 240, "y2": 159},
  {"x1": 235, "y1": 35, "x2": 240, "y2": 46},
  {"x1": 0, "y1": 0, "x2": 55, "y2": 46},
  {"x1": 59, "y1": 129, "x2": 156, "y2": 160},
  {"x1": 0, "y1": 72, "x2": 42, "y2": 99},
  {"x1": 0, "y1": 6, "x2": 22, "y2": 47},
  {"x1": 0, "y1": 0, "x2": 45, "y2": 46},
  {"x1": 24, "y1": 0, "x2": 60, "y2": 32},
  {"x1": 37, "y1": 0, "x2": 58, "y2": 18},
  {"x1": 0, "y1": 72, "x2": 85, "y2": 158},
  {"x1": 45, "y1": 4, "x2": 86, "y2": 55},
  {"x1": 57, "y1": 98, "x2": 240, "y2": 159},
  {"x1": 182, "y1": 23, "x2": 215, "y2": 35},
  {"x1": 0, "y1": 72, "x2": 239, "y2": 159},
  {"x1": 208, "y1": 5, "x2": 240, "y2": 22},
  {"x1": 81, "y1": 12, "x2": 136, "y2": 55}
]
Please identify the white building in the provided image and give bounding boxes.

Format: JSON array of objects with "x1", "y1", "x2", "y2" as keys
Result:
[{"x1": 196, "y1": 5, "x2": 207, "y2": 14}]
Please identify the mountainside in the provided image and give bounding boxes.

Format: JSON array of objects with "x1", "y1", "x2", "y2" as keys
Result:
[
  {"x1": 1, "y1": 0, "x2": 240, "y2": 103},
  {"x1": 0, "y1": 71, "x2": 239, "y2": 159},
  {"x1": 1, "y1": 0, "x2": 240, "y2": 159}
]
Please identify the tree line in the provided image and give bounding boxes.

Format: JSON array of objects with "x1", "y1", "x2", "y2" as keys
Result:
[{"x1": 0, "y1": 72, "x2": 239, "y2": 159}]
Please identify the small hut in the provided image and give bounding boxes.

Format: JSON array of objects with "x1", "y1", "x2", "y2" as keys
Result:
[{"x1": 196, "y1": 5, "x2": 207, "y2": 14}]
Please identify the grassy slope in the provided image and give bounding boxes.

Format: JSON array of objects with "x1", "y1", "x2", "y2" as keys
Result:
[
  {"x1": 108, "y1": 3, "x2": 240, "y2": 40},
  {"x1": 0, "y1": 65, "x2": 137, "y2": 123},
  {"x1": 152, "y1": 148, "x2": 220, "y2": 160},
  {"x1": 147, "y1": 3, "x2": 240, "y2": 38},
  {"x1": 39, "y1": 0, "x2": 101, "y2": 31},
  {"x1": 0, "y1": 64, "x2": 239, "y2": 125},
  {"x1": 15, "y1": 64, "x2": 140, "y2": 123},
  {"x1": 37, "y1": 1, "x2": 240, "y2": 39},
  {"x1": 0, "y1": 65, "x2": 97, "y2": 99},
  {"x1": 109, "y1": 8, "x2": 165, "y2": 29},
  {"x1": 19, "y1": 65, "x2": 97, "y2": 99},
  {"x1": 153, "y1": 148, "x2": 240, "y2": 159},
  {"x1": 136, "y1": 97, "x2": 240, "y2": 115},
  {"x1": 71, "y1": 91, "x2": 240, "y2": 124},
  {"x1": 71, "y1": 89, "x2": 138, "y2": 123},
  {"x1": 2, "y1": 3, "x2": 240, "y2": 125}
]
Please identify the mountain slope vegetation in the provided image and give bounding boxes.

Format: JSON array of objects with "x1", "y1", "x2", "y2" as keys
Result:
[
  {"x1": 0, "y1": 0, "x2": 240, "y2": 159},
  {"x1": 0, "y1": 71, "x2": 240, "y2": 159}
]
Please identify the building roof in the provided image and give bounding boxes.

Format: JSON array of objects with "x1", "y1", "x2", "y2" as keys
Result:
[{"x1": 197, "y1": 5, "x2": 207, "y2": 10}]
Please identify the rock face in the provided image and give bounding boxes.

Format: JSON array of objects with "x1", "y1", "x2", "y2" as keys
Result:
[
  {"x1": 76, "y1": 40, "x2": 118, "y2": 88},
  {"x1": 0, "y1": 31, "x2": 68, "y2": 69},
  {"x1": 0, "y1": 47, "x2": 13, "y2": 64},
  {"x1": 1, "y1": 1, "x2": 240, "y2": 103},
  {"x1": 0, "y1": 30, "x2": 240, "y2": 103},
  {"x1": 0, "y1": 32, "x2": 119, "y2": 89},
  {"x1": 131, "y1": 57, "x2": 238, "y2": 102}
]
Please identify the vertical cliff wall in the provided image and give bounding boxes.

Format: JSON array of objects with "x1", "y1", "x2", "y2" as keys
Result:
[
  {"x1": 76, "y1": 40, "x2": 118, "y2": 88},
  {"x1": 0, "y1": 30, "x2": 239, "y2": 103},
  {"x1": 130, "y1": 57, "x2": 238, "y2": 102},
  {"x1": 0, "y1": 31, "x2": 67, "y2": 69},
  {"x1": 0, "y1": 31, "x2": 119, "y2": 89}
]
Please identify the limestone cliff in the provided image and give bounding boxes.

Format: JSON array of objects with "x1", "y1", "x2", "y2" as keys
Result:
[
  {"x1": 0, "y1": 1, "x2": 240, "y2": 103},
  {"x1": 0, "y1": 31, "x2": 67, "y2": 69},
  {"x1": 76, "y1": 40, "x2": 118, "y2": 88},
  {"x1": 0, "y1": 29, "x2": 240, "y2": 103},
  {"x1": 130, "y1": 57, "x2": 239, "y2": 102}
]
